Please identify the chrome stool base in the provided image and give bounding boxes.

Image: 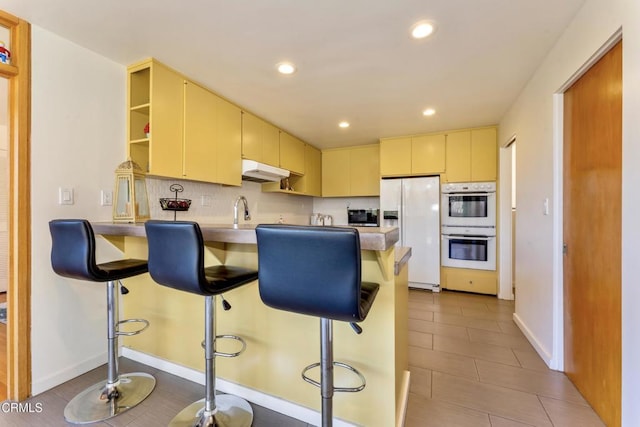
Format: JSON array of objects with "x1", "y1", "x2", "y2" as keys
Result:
[
  {"x1": 169, "y1": 395, "x2": 253, "y2": 427},
  {"x1": 63, "y1": 372, "x2": 156, "y2": 424}
]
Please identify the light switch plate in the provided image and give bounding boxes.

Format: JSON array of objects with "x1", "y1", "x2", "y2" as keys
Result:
[
  {"x1": 59, "y1": 187, "x2": 74, "y2": 205},
  {"x1": 101, "y1": 190, "x2": 113, "y2": 206}
]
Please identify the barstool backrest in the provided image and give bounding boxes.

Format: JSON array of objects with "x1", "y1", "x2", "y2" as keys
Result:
[
  {"x1": 49, "y1": 219, "x2": 101, "y2": 281},
  {"x1": 145, "y1": 220, "x2": 209, "y2": 295},
  {"x1": 255, "y1": 224, "x2": 365, "y2": 322}
]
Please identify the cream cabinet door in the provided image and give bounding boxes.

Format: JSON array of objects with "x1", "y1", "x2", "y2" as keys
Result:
[
  {"x1": 350, "y1": 145, "x2": 380, "y2": 196},
  {"x1": 280, "y1": 132, "x2": 305, "y2": 175},
  {"x1": 471, "y1": 128, "x2": 497, "y2": 181},
  {"x1": 241, "y1": 111, "x2": 261, "y2": 161},
  {"x1": 380, "y1": 137, "x2": 411, "y2": 177},
  {"x1": 262, "y1": 121, "x2": 280, "y2": 167},
  {"x1": 322, "y1": 149, "x2": 350, "y2": 197},
  {"x1": 302, "y1": 144, "x2": 322, "y2": 196},
  {"x1": 216, "y1": 97, "x2": 242, "y2": 186},
  {"x1": 412, "y1": 134, "x2": 445, "y2": 175},
  {"x1": 444, "y1": 131, "x2": 471, "y2": 182}
]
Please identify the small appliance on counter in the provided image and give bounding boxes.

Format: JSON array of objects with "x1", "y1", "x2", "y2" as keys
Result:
[{"x1": 347, "y1": 209, "x2": 379, "y2": 227}]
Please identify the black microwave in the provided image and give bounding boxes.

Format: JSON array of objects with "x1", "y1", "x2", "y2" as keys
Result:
[{"x1": 347, "y1": 209, "x2": 380, "y2": 227}]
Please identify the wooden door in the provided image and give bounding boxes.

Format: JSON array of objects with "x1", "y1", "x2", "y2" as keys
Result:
[{"x1": 563, "y1": 40, "x2": 621, "y2": 427}]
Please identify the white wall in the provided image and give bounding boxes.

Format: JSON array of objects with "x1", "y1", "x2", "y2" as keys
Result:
[
  {"x1": 30, "y1": 25, "x2": 129, "y2": 394},
  {"x1": 499, "y1": 0, "x2": 640, "y2": 424}
]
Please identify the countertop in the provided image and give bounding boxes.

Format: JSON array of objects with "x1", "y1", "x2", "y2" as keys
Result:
[{"x1": 92, "y1": 222, "x2": 400, "y2": 251}]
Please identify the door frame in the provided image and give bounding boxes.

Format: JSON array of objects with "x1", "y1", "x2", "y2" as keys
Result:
[
  {"x1": 0, "y1": 10, "x2": 31, "y2": 400},
  {"x1": 550, "y1": 28, "x2": 622, "y2": 371},
  {"x1": 498, "y1": 133, "x2": 516, "y2": 300}
]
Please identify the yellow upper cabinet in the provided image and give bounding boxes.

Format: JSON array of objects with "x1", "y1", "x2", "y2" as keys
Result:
[
  {"x1": 241, "y1": 111, "x2": 280, "y2": 168},
  {"x1": 301, "y1": 144, "x2": 322, "y2": 196},
  {"x1": 322, "y1": 144, "x2": 379, "y2": 197},
  {"x1": 128, "y1": 59, "x2": 183, "y2": 179},
  {"x1": 380, "y1": 137, "x2": 411, "y2": 176},
  {"x1": 470, "y1": 127, "x2": 497, "y2": 181},
  {"x1": 442, "y1": 127, "x2": 497, "y2": 182},
  {"x1": 322, "y1": 148, "x2": 350, "y2": 197},
  {"x1": 279, "y1": 131, "x2": 306, "y2": 175},
  {"x1": 127, "y1": 58, "x2": 242, "y2": 186},
  {"x1": 412, "y1": 134, "x2": 446, "y2": 175},
  {"x1": 444, "y1": 130, "x2": 471, "y2": 182},
  {"x1": 350, "y1": 145, "x2": 380, "y2": 196},
  {"x1": 380, "y1": 134, "x2": 445, "y2": 177}
]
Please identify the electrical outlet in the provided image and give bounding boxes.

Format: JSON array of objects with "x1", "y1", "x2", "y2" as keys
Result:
[{"x1": 101, "y1": 190, "x2": 113, "y2": 206}]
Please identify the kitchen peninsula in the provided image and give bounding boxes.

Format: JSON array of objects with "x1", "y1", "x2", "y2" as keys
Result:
[{"x1": 92, "y1": 222, "x2": 410, "y2": 427}]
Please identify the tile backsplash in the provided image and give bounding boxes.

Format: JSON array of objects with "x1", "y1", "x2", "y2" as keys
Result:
[{"x1": 147, "y1": 177, "x2": 313, "y2": 225}]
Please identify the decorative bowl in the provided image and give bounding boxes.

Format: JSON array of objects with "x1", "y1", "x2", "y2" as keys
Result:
[{"x1": 159, "y1": 198, "x2": 191, "y2": 211}]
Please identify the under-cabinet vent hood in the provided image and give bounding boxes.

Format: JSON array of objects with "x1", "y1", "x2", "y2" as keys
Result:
[{"x1": 241, "y1": 159, "x2": 290, "y2": 183}]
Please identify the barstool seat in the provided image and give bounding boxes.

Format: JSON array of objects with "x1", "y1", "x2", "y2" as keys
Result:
[
  {"x1": 255, "y1": 224, "x2": 379, "y2": 427},
  {"x1": 145, "y1": 220, "x2": 258, "y2": 427},
  {"x1": 49, "y1": 219, "x2": 156, "y2": 424}
]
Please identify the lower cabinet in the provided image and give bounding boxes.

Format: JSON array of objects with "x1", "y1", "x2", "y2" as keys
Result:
[{"x1": 441, "y1": 267, "x2": 497, "y2": 295}]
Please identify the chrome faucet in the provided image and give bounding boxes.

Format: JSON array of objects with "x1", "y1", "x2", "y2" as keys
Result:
[{"x1": 233, "y1": 196, "x2": 251, "y2": 228}]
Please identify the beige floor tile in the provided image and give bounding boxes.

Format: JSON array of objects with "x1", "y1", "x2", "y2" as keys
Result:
[
  {"x1": 461, "y1": 307, "x2": 515, "y2": 322},
  {"x1": 475, "y1": 359, "x2": 588, "y2": 405},
  {"x1": 408, "y1": 346, "x2": 479, "y2": 380},
  {"x1": 487, "y1": 302, "x2": 517, "y2": 314},
  {"x1": 408, "y1": 307, "x2": 434, "y2": 321},
  {"x1": 497, "y1": 320, "x2": 525, "y2": 336},
  {"x1": 434, "y1": 335, "x2": 520, "y2": 366},
  {"x1": 432, "y1": 371, "x2": 552, "y2": 426},
  {"x1": 408, "y1": 366, "x2": 432, "y2": 398},
  {"x1": 489, "y1": 415, "x2": 535, "y2": 426},
  {"x1": 467, "y1": 327, "x2": 535, "y2": 351},
  {"x1": 416, "y1": 302, "x2": 463, "y2": 315},
  {"x1": 409, "y1": 318, "x2": 470, "y2": 340},
  {"x1": 406, "y1": 393, "x2": 491, "y2": 427},
  {"x1": 409, "y1": 289, "x2": 434, "y2": 303},
  {"x1": 434, "y1": 312, "x2": 502, "y2": 332},
  {"x1": 512, "y1": 348, "x2": 552, "y2": 372},
  {"x1": 408, "y1": 330, "x2": 433, "y2": 349},
  {"x1": 539, "y1": 396, "x2": 605, "y2": 427}
]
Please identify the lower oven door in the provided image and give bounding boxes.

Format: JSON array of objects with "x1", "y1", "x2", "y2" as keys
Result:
[{"x1": 441, "y1": 233, "x2": 496, "y2": 271}]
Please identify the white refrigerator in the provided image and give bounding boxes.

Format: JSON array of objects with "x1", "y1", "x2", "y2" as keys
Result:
[{"x1": 380, "y1": 176, "x2": 440, "y2": 291}]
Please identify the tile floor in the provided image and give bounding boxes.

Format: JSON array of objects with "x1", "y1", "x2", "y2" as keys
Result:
[
  {"x1": 0, "y1": 289, "x2": 606, "y2": 426},
  {"x1": 405, "y1": 289, "x2": 605, "y2": 427}
]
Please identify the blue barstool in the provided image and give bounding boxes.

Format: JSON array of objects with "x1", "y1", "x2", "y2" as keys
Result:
[
  {"x1": 49, "y1": 219, "x2": 156, "y2": 424},
  {"x1": 144, "y1": 220, "x2": 258, "y2": 427},
  {"x1": 255, "y1": 224, "x2": 379, "y2": 427}
]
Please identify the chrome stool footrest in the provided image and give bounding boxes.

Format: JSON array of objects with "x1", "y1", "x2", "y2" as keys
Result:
[
  {"x1": 116, "y1": 318, "x2": 150, "y2": 336},
  {"x1": 200, "y1": 334, "x2": 247, "y2": 358},
  {"x1": 302, "y1": 361, "x2": 367, "y2": 393}
]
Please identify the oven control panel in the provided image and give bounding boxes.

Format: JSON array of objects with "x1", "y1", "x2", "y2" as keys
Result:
[{"x1": 442, "y1": 181, "x2": 496, "y2": 193}]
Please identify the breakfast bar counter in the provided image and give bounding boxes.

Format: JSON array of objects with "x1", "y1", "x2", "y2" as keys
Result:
[{"x1": 93, "y1": 222, "x2": 409, "y2": 427}]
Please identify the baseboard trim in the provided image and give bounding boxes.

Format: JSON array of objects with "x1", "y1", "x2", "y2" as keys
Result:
[
  {"x1": 512, "y1": 313, "x2": 553, "y2": 367},
  {"x1": 396, "y1": 370, "x2": 411, "y2": 427},
  {"x1": 122, "y1": 347, "x2": 357, "y2": 427},
  {"x1": 32, "y1": 352, "x2": 107, "y2": 396}
]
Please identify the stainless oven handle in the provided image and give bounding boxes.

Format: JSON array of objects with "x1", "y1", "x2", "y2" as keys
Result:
[
  {"x1": 444, "y1": 192, "x2": 495, "y2": 197},
  {"x1": 442, "y1": 235, "x2": 494, "y2": 240}
]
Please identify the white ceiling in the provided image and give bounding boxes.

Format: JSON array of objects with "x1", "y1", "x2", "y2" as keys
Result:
[{"x1": 0, "y1": 0, "x2": 585, "y2": 148}]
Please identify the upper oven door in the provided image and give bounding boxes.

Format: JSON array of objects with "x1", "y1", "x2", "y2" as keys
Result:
[{"x1": 441, "y1": 191, "x2": 496, "y2": 227}]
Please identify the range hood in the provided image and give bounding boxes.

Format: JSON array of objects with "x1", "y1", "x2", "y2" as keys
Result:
[{"x1": 241, "y1": 159, "x2": 290, "y2": 183}]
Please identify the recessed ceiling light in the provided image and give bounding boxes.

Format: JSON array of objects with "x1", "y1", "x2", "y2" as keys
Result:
[
  {"x1": 276, "y1": 62, "x2": 297, "y2": 75},
  {"x1": 339, "y1": 121, "x2": 350, "y2": 128},
  {"x1": 423, "y1": 108, "x2": 436, "y2": 116},
  {"x1": 411, "y1": 21, "x2": 436, "y2": 39}
]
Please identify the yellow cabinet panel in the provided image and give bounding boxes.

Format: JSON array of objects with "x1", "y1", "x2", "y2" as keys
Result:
[
  {"x1": 241, "y1": 111, "x2": 261, "y2": 162},
  {"x1": 442, "y1": 267, "x2": 497, "y2": 295},
  {"x1": 322, "y1": 149, "x2": 350, "y2": 197},
  {"x1": 444, "y1": 131, "x2": 471, "y2": 182},
  {"x1": 471, "y1": 128, "x2": 497, "y2": 181},
  {"x1": 280, "y1": 132, "x2": 305, "y2": 175},
  {"x1": 300, "y1": 144, "x2": 322, "y2": 196},
  {"x1": 148, "y1": 61, "x2": 184, "y2": 179},
  {"x1": 412, "y1": 134, "x2": 445, "y2": 175},
  {"x1": 380, "y1": 137, "x2": 411, "y2": 176},
  {"x1": 216, "y1": 97, "x2": 242, "y2": 186},
  {"x1": 241, "y1": 112, "x2": 280, "y2": 168},
  {"x1": 350, "y1": 145, "x2": 380, "y2": 196},
  {"x1": 183, "y1": 81, "x2": 217, "y2": 182}
]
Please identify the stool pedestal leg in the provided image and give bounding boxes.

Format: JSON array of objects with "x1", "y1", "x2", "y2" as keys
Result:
[
  {"x1": 320, "y1": 318, "x2": 334, "y2": 427},
  {"x1": 169, "y1": 295, "x2": 253, "y2": 427},
  {"x1": 63, "y1": 280, "x2": 156, "y2": 424}
]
